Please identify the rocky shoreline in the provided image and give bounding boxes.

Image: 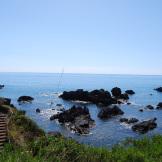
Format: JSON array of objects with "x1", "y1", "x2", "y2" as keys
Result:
[{"x1": 1, "y1": 86, "x2": 162, "y2": 136}]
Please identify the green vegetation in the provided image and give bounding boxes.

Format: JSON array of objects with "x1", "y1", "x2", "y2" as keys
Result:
[{"x1": 1, "y1": 105, "x2": 162, "y2": 162}]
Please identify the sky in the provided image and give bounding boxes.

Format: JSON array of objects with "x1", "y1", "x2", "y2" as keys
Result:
[{"x1": 0, "y1": 0, "x2": 162, "y2": 75}]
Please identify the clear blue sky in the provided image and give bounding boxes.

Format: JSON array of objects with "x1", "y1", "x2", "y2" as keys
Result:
[{"x1": 0, "y1": 0, "x2": 162, "y2": 74}]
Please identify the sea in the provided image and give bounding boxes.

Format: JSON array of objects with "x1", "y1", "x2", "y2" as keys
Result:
[{"x1": 0, "y1": 72, "x2": 162, "y2": 147}]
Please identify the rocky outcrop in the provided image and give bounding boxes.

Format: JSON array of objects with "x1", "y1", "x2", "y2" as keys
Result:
[
  {"x1": 17, "y1": 96, "x2": 34, "y2": 103},
  {"x1": 120, "y1": 118, "x2": 139, "y2": 124},
  {"x1": 60, "y1": 89, "x2": 115, "y2": 106},
  {"x1": 50, "y1": 106, "x2": 95, "y2": 135},
  {"x1": 119, "y1": 93, "x2": 129, "y2": 100},
  {"x1": 132, "y1": 118, "x2": 157, "y2": 134},
  {"x1": 0, "y1": 97, "x2": 11, "y2": 106},
  {"x1": 98, "y1": 105, "x2": 124, "y2": 119},
  {"x1": 157, "y1": 102, "x2": 162, "y2": 109},
  {"x1": 111, "y1": 87, "x2": 122, "y2": 97},
  {"x1": 125, "y1": 90, "x2": 135, "y2": 95},
  {"x1": 154, "y1": 87, "x2": 162, "y2": 92},
  {"x1": 60, "y1": 88, "x2": 130, "y2": 106}
]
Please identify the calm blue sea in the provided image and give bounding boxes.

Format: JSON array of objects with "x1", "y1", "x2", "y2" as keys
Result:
[{"x1": 0, "y1": 72, "x2": 162, "y2": 147}]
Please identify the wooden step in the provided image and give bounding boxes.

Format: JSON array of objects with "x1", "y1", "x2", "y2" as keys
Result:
[
  {"x1": 0, "y1": 138, "x2": 6, "y2": 142},
  {"x1": 0, "y1": 133, "x2": 6, "y2": 136},
  {"x1": 0, "y1": 135, "x2": 7, "y2": 139}
]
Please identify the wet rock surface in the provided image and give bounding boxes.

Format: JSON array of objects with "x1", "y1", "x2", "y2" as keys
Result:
[
  {"x1": 132, "y1": 118, "x2": 157, "y2": 134},
  {"x1": 98, "y1": 105, "x2": 124, "y2": 119},
  {"x1": 50, "y1": 106, "x2": 95, "y2": 134},
  {"x1": 17, "y1": 96, "x2": 34, "y2": 103}
]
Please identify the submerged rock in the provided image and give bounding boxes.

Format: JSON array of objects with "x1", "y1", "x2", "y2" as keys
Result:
[
  {"x1": 98, "y1": 105, "x2": 124, "y2": 119},
  {"x1": 125, "y1": 90, "x2": 135, "y2": 95},
  {"x1": 120, "y1": 118, "x2": 139, "y2": 124},
  {"x1": 17, "y1": 96, "x2": 34, "y2": 103},
  {"x1": 0, "y1": 97, "x2": 11, "y2": 105},
  {"x1": 132, "y1": 118, "x2": 157, "y2": 134},
  {"x1": 50, "y1": 106, "x2": 95, "y2": 135},
  {"x1": 154, "y1": 87, "x2": 162, "y2": 92}
]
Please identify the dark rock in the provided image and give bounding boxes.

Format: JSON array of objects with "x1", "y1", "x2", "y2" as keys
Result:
[
  {"x1": 17, "y1": 96, "x2": 34, "y2": 103},
  {"x1": 132, "y1": 118, "x2": 157, "y2": 134},
  {"x1": 117, "y1": 100, "x2": 123, "y2": 104},
  {"x1": 127, "y1": 102, "x2": 131, "y2": 105},
  {"x1": 36, "y1": 108, "x2": 41, "y2": 113},
  {"x1": 139, "y1": 109, "x2": 144, "y2": 112},
  {"x1": 50, "y1": 106, "x2": 95, "y2": 135},
  {"x1": 0, "y1": 85, "x2": 4, "y2": 89},
  {"x1": 111, "y1": 87, "x2": 122, "y2": 97},
  {"x1": 145, "y1": 105, "x2": 154, "y2": 110},
  {"x1": 98, "y1": 105, "x2": 124, "y2": 119},
  {"x1": 120, "y1": 118, "x2": 138, "y2": 124},
  {"x1": 120, "y1": 118, "x2": 128, "y2": 123},
  {"x1": 127, "y1": 118, "x2": 139, "y2": 124},
  {"x1": 157, "y1": 102, "x2": 162, "y2": 109},
  {"x1": 125, "y1": 90, "x2": 135, "y2": 95},
  {"x1": 0, "y1": 97, "x2": 11, "y2": 105},
  {"x1": 60, "y1": 89, "x2": 114, "y2": 106},
  {"x1": 48, "y1": 131, "x2": 62, "y2": 137},
  {"x1": 119, "y1": 93, "x2": 129, "y2": 100},
  {"x1": 154, "y1": 87, "x2": 162, "y2": 92}
]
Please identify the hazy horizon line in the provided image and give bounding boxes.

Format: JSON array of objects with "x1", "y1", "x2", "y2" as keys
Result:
[{"x1": 0, "y1": 71, "x2": 162, "y2": 76}]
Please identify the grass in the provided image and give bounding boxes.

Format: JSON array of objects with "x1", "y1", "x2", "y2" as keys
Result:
[{"x1": 1, "y1": 105, "x2": 162, "y2": 162}]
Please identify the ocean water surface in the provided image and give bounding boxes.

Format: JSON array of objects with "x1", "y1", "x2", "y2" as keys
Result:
[{"x1": 0, "y1": 72, "x2": 162, "y2": 147}]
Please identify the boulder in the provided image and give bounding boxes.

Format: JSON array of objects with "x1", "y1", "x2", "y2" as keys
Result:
[
  {"x1": 0, "y1": 97, "x2": 11, "y2": 105},
  {"x1": 50, "y1": 106, "x2": 95, "y2": 135},
  {"x1": 17, "y1": 96, "x2": 34, "y2": 103},
  {"x1": 111, "y1": 87, "x2": 122, "y2": 97},
  {"x1": 132, "y1": 118, "x2": 157, "y2": 134},
  {"x1": 120, "y1": 118, "x2": 139, "y2": 124},
  {"x1": 125, "y1": 90, "x2": 135, "y2": 95},
  {"x1": 157, "y1": 102, "x2": 162, "y2": 109},
  {"x1": 98, "y1": 105, "x2": 124, "y2": 119},
  {"x1": 154, "y1": 87, "x2": 162, "y2": 92},
  {"x1": 139, "y1": 109, "x2": 144, "y2": 112}
]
